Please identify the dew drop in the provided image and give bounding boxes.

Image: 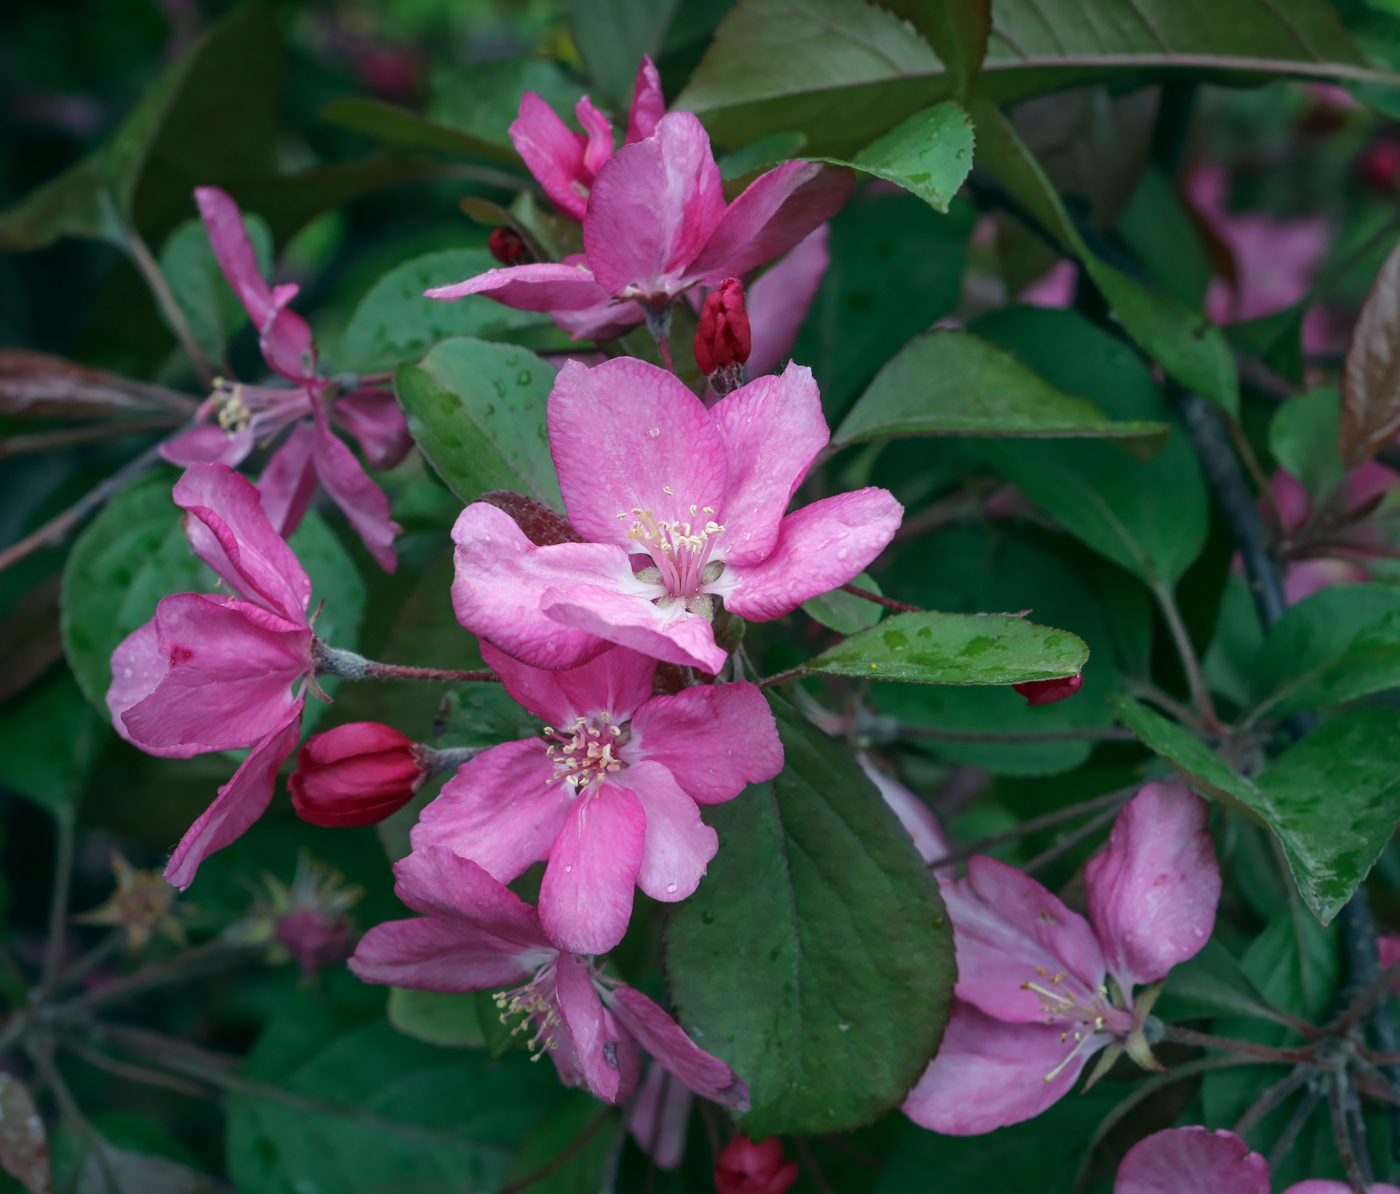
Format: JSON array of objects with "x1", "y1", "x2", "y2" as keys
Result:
[
  {"x1": 518, "y1": 370, "x2": 532, "y2": 385},
  {"x1": 564, "y1": 865, "x2": 572, "y2": 872},
  {"x1": 666, "y1": 882, "x2": 678, "y2": 893}
]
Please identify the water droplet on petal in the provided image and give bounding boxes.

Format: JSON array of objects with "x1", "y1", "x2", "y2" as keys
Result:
[
  {"x1": 666, "y1": 883, "x2": 678, "y2": 893},
  {"x1": 564, "y1": 865, "x2": 572, "y2": 873}
]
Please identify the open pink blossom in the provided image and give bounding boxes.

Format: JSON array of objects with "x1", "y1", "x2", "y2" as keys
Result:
[
  {"x1": 450, "y1": 358, "x2": 902, "y2": 674},
  {"x1": 161, "y1": 186, "x2": 405, "y2": 570},
  {"x1": 1113, "y1": 1127, "x2": 1400, "y2": 1194},
  {"x1": 904, "y1": 779, "x2": 1220, "y2": 1135},
  {"x1": 510, "y1": 56, "x2": 664, "y2": 222},
  {"x1": 412, "y1": 641, "x2": 782, "y2": 955},
  {"x1": 425, "y1": 111, "x2": 851, "y2": 341},
  {"x1": 351, "y1": 846, "x2": 749, "y2": 1109},
  {"x1": 106, "y1": 463, "x2": 318, "y2": 889}
]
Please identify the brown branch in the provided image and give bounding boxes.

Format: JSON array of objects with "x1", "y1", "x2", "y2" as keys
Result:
[
  {"x1": 1158, "y1": 1023, "x2": 1315, "y2": 1065},
  {"x1": 839, "y1": 584, "x2": 922, "y2": 613},
  {"x1": 932, "y1": 787, "x2": 1134, "y2": 871},
  {"x1": 0, "y1": 417, "x2": 183, "y2": 458}
]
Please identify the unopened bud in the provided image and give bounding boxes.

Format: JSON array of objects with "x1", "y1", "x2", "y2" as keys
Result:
[
  {"x1": 695, "y1": 279, "x2": 751, "y2": 397},
  {"x1": 1361, "y1": 139, "x2": 1400, "y2": 195},
  {"x1": 1012, "y1": 675, "x2": 1084, "y2": 706},
  {"x1": 714, "y1": 1136, "x2": 798, "y2": 1194},
  {"x1": 276, "y1": 909, "x2": 356, "y2": 977},
  {"x1": 290, "y1": 722, "x2": 429, "y2": 828},
  {"x1": 488, "y1": 226, "x2": 530, "y2": 265}
]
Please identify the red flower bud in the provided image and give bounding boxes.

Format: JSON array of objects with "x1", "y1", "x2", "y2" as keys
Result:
[
  {"x1": 276, "y1": 909, "x2": 356, "y2": 976},
  {"x1": 1361, "y1": 139, "x2": 1400, "y2": 195},
  {"x1": 695, "y1": 279, "x2": 752, "y2": 378},
  {"x1": 289, "y1": 722, "x2": 428, "y2": 828},
  {"x1": 714, "y1": 1137, "x2": 798, "y2": 1194},
  {"x1": 1012, "y1": 675, "x2": 1084, "y2": 706},
  {"x1": 488, "y1": 226, "x2": 529, "y2": 266}
]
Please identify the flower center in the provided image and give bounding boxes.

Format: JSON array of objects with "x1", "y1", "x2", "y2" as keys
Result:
[
  {"x1": 543, "y1": 715, "x2": 630, "y2": 790},
  {"x1": 494, "y1": 964, "x2": 562, "y2": 1061},
  {"x1": 621, "y1": 500, "x2": 725, "y2": 599},
  {"x1": 1020, "y1": 967, "x2": 1128, "y2": 1084},
  {"x1": 212, "y1": 379, "x2": 312, "y2": 442}
]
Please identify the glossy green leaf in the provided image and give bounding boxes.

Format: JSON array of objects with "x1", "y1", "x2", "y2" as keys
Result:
[
  {"x1": 319, "y1": 98, "x2": 523, "y2": 167},
  {"x1": 336, "y1": 250, "x2": 555, "y2": 375},
  {"x1": 834, "y1": 328, "x2": 1169, "y2": 455},
  {"x1": 803, "y1": 610, "x2": 1087, "y2": 685},
  {"x1": 1110, "y1": 694, "x2": 1262, "y2": 812},
  {"x1": 802, "y1": 571, "x2": 884, "y2": 635},
  {"x1": 1115, "y1": 164, "x2": 1213, "y2": 309},
  {"x1": 666, "y1": 697, "x2": 954, "y2": 1137},
  {"x1": 1268, "y1": 385, "x2": 1344, "y2": 502},
  {"x1": 428, "y1": 57, "x2": 586, "y2": 154},
  {"x1": 1155, "y1": 938, "x2": 1285, "y2": 1024},
  {"x1": 158, "y1": 213, "x2": 273, "y2": 367},
  {"x1": 971, "y1": 308, "x2": 1208, "y2": 587},
  {"x1": 816, "y1": 101, "x2": 975, "y2": 214},
  {"x1": 971, "y1": 100, "x2": 1240, "y2": 414},
  {"x1": 1255, "y1": 707, "x2": 1400, "y2": 924},
  {"x1": 875, "y1": 0, "x2": 991, "y2": 102},
  {"x1": 1250, "y1": 585, "x2": 1400, "y2": 717},
  {"x1": 394, "y1": 338, "x2": 562, "y2": 510},
  {"x1": 572, "y1": 0, "x2": 681, "y2": 107},
  {"x1": 386, "y1": 989, "x2": 486, "y2": 1049}
]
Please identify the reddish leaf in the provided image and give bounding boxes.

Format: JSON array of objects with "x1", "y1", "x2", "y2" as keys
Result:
[
  {"x1": 1341, "y1": 238, "x2": 1400, "y2": 467},
  {"x1": 0, "y1": 350, "x2": 193, "y2": 420},
  {"x1": 479, "y1": 490, "x2": 584, "y2": 547},
  {"x1": 0, "y1": 1074, "x2": 51, "y2": 1194}
]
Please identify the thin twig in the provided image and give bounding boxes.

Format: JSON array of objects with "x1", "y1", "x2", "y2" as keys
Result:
[
  {"x1": 53, "y1": 932, "x2": 126, "y2": 994},
  {"x1": 1157, "y1": 1023, "x2": 1314, "y2": 1065},
  {"x1": 1023, "y1": 803, "x2": 1124, "y2": 875},
  {"x1": 838, "y1": 584, "x2": 922, "y2": 614},
  {"x1": 1234, "y1": 1065, "x2": 1311, "y2": 1136},
  {"x1": 1150, "y1": 579, "x2": 1221, "y2": 731},
  {"x1": 792, "y1": 1138, "x2": 833, "y2": 1194},
  {"x1": 932, "y1": 787, "x2": 1134, "y2": 871},
  {"x1": 27, "y1": 1042, "x2": 120, "y2": 1194},
  {"x1": 494, "y1": 1108, "x2": 614, "y2": 1194},
  {"x1": 48, "y1": 940, "x2": 262, "y2": 1018},
  {"x1": 0, "y1": 417, "x2": 183, "y2": 458},
  {"x1": 1271, "y1": 1085, "x2": 1323, "y2": 1171},
  {"x1": 39, "y1": 806, "x2": 76, "y2": 1001},
  {"x1": 901, "y1": 724, "x2": 1137, "y2": 745},
  {"x1": 757, "y1": 666, "x2": 808, "y2": 690},
  {"x1": 1329, "y1": 1072, "x2": 1370, "y2": 1194},
  {"x1": 58, "y1": 1035, "x2": 211, "y2": 1097}
]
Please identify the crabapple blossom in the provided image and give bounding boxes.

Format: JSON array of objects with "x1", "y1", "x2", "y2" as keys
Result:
[
  {"x1": 350, "y1": 846, "x2": 749, "y2": 1109},
  {"x1": 903, "y1": 779, "x2": 1220, "y2": 1135},
  {"x1": 425, "y1": 110, "x2": 851, "y2": 342},
  {"x1": 289, "y1": 723, "x2": 429, "y2": 828},
  {"x1": 450, "y1": 357, "x2": 902, "y2": 674},
  {"x1": 509, "y1": 56, "x2": 664, "y2": 223},
  {"x1": 411, "y1": 641, "x2": 782, "y2": 955},
  {"x1": 713, "y1": 1137, "x2": 799, "y2": 1194},
  {"x1": 106, "y1": 463, "x2": 319, "y2": 889},
  {"x1": 695, "y1": 278, "x2": 750, "y2": 397},
  {"x1": 161, "y1": 186, "x2": 405, "y2": 569}
]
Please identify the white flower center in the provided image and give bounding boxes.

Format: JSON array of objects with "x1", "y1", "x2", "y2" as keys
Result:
[
  {"x1": 620, "y1": 499, "x2": 725, "y2": 602},
  {"x1": 543, "y1": 715, "x2": 630, "y2": 790}
]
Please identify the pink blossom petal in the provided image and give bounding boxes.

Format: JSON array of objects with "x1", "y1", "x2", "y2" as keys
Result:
[
  {"x1": 256, "y1": 423, "x2": 318, "y2": 539},
  {"x1": 311, "y1": 401, "x2": 401, "y2": 572},
  {"x1": 1086, "y1": 779, "x2": 1220, "y2": 992},
  {"x1": 1115, "y1": 1127, "x2": 1269, "y2": 1194},
  {"x1": 425, "y1": 261, "x2": 610, "y2": 311},
  {"x1": 628, "y1": 680, "x2": 782, "y2": 804},
  {"x1": 333, "y1": 387, "x2": 413, "y2": 469},
  {"x1": 556, "y1": 952, "x2": 625, "y2": 1101},
  {"x1": 614, "y1": 760, "x2": 717, "y2": 901},
  {"x1": 605, "y1": 984, "x2": 750, "y2": 1109},
  {"x1": 577, "y1": 96, "x2": 615, "y2": 179},
  {"x1": 478, "y1": 639, "x2": 655, "y2": 730},
  {"x1": 711, "y1": 363, "x2": 827, "y2": 566},
  {"x1": 744, "y1": 225, "x2": 831, "y2": 377},
  {"x1": 261, "y1": 302, "x2": 317, "y2": 385},
  {"x1": 628, "y1": 1067, "x2": 692, "y2": 1170},
  {"x1": 350, "y1": 914, "x2": 543, "y2": 992},
  {"x1": 539, "y1": 781, "x2": 646, "y2": 954},
  {"x1": 175, "y1": 462, "x2": 312, "y2": 621},
  {"x1": 551, "y1": 295, "x2": 648, "y2": 341},
  {"x1": 1271, "y1": 468, "x2": 1311, "y2": 532},
  {"x1": 160, "y1": 423, "x2": 253, "y2": 468},
  {"x1": 686, "y1": 161, "x2": 853, "y2": 285},
  {"x1": 548, "y1": 357, "x2": 728, "y2": 549},
  {"x1": 626, "y1": 56, "x2": 665, "y2": 145},
  {"x1": 163, "y1": 705, "x2": 303, "y2": 889},
  {"x1": 543, "y1": 582, "x2": 728, "y2": 673},
  {"x1": 411, "y1": 739, "x2": 571, "y2": 883},
  {"x1": 1284, "y1": 558, "x2": 1372, "y2": 604},
  {"x1": 1284, "y1": 1184, "x2": 1400, "y2": 1194},
  {"x1": 715, "y1": 488, "x2": 903, "y2": 622},
  {"x1": 510, "y1": 92, "x2": 594, "y2": 222},
  {"x1": 583, "y1": 111, "x2": 725, "y2": 300},
  {"x1": 107, "y1": 618, "x2": 203, "y2": 759},
  {"x1": 121, "y1": 594, "x2": 311, "y2": 751},
  {"x1": 858, "y1": 754, "x2": 949, "y2": 864},
  {"x1": 942, "y1": 855, "x2": 1107, "y2": 1024},
  {"x1": 450, "y1": 502, "x2": 634, "y2": 670},
  {"x1": 391, "y1": 847, "x2": 553, "y2": 951},
  {"x1": 902, "y1": 1001, "x2": 1103, "y2": 1135},
  {"x1": 194, "y1": 187, "x2": 274, "y2": 325}
]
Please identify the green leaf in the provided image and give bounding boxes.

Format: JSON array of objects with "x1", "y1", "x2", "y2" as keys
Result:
[
  {"x1": 1250, "y1": 584, "x2": 1400, "y2": 717},
  {"x1": 319, "y1": 98, "x2": 523, "y2": 166},
  {"x1": 1110, "y1": 694, "x2": 1262, "y2": 812},
  {"x1": 1115, "y1": 164, "x2": 1213, "y2": 309},
  {"x1": 1255, "y1": 708, "x2": 1400, "y2": 924},
  {"x1": 290, "y1": 510, "x2": 365, "y2": 651},
  {"x1": 802, "y1": 572, "x2": 884, "y2": 635},
  {"x1": 336, "y1": 250, "x2": 554, "y2": 375},
  {"x1": 666, "y1": 696, "x2": 954, "y2": 1136},
  {"x1": 0, "y1": 668, "x2": 102, "y2": 815},
  {"x1": 1155, "y1": 938, "x2": 1285, "y2": 1024},
  {"x1": 499, "y1": 1095, "x2": 613, "y2": 1194},
  {"x1": 971, "y1": 100, "x2": 1239, "y2": 414},
  {"x1": 1269, "y1": 384, "x2": 1345, "y2": 502},
  {"x1": 387, "y1": 989, "x2": 486, "y2": 1049},
  {"x1": 158, "y1": 213, "x2": 273, "y2": 366},
  {"x1": 834, "y1": 328, "x2": 1169, "y2": 456},
  {"x1": 572, "y1": 0, "x2": 682, "y2": 107},
  {"x1": 718, "y1": 132, "x2": 810, "y2": 181},
  {"x1": 815, "y1": 101, "x2": 975, "y2": 214},
  {"x1": 970, "y1": 308, "x2": 1209, "y2": 587},
  {"x1": 428, "y1": 57, "x2": 586, "y2": 155},
  {"x1": 395, "y1": 339, "x2": 561, "y2": 510},
  {"x1": 676, "y1": 0, "x2": 1390, "y2": 156},
  {"x1": 61, "y1": 468, "x2": 207, "y2": 715},
  {"x1": 803, "y1": 610, "x2": 1087, "y2": 685},
  {"x1": 875, "y1": 0, "x2": 992, "y2": 102},
  {"x1": 794, "y1": 190, "x2": 973, "y2": 423}
]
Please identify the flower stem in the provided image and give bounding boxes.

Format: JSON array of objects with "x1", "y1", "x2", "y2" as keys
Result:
[
  {"x1": 1234, "y1": 1065, "x2": 1311, "y2": 1136},
  {"x1": 1149, "y1": 578, "x2": 1222, "y2": 732},
  {"x1": 39, "y1": 805, "x2": 76, "y2": 1001},
  {"x1": 756, "y1": 666, "x2": 808, "y2": 690},
  {"x1": 838, "y1": 584, "x2": 922, "y2": 613},
  {"x1": 1158, "y1": 1023, "x2": 1314, "y2": 1065},
  {"x1": 932, "y1": 786, "x2": 1134, "y2": 870},
  {"x1": 312, "y1": 642, "x2": 498, "y2": 684}
]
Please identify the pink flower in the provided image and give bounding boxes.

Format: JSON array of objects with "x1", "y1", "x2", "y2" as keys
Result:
[
  {"x1": 713, "y1": 1137, "x2": 799, "y2": 1194},
  {"x1": 106, "y1": 463, "x2": 318, "y2": 889},
  {"x1": 350, "y1": 846, "x2": 750, "y2": 1109},
  {"x1": 1013, "y1": 675, "x2": 1084, "y2": 705},
  {"x1": 510, "y1": 57, "x2": 664, "y2": 223},
  {"x1": 903, "y1": 779, "x2": 1220, "y2": 1135},
  {"x1": 289, "y1": 722, "x2": 430, "y2": 828},
  {"x1": 161, "y1": 186, "x2": 406, "y2": 570},
  {"x1": 743, "y1": 225, "x2": 830, "y2": 377},
  {"x1": 425, "y1": 111, "x2": 851, "y2": 340},
  {"x1": 411, "y1": 641, "x2": 783, "y2": 955},
  {"x1": 450, "y1": 358, "x2": 902, "y2": 674},
  {"x1": 1113, "y1": 1127, "x2": 1400, "y2": 1194},
  {"x1": 628, "y1": 1065, "x2": 692, "y2": 1170}
]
